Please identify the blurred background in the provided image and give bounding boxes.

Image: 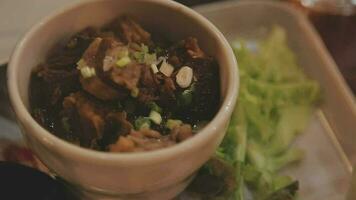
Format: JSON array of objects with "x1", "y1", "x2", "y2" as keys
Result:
[{"x1": 0, "y1": 0, "x2": 355, "y2": 199}]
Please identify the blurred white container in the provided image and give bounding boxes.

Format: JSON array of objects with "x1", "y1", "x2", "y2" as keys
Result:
[{"x1": 299, "y1": 0, "x2": 356, "y2": 14}]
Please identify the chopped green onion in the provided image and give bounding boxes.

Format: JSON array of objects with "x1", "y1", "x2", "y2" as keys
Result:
[
  {"x1": 166, "y1": 119, "x2": 182, "y2": 130},
  {"x1": 133, "y1": 44, "x2": 157, "y2": 65},
  {"x1": 80, "y1": 67, "x2": 96, "y2": 78},
  {"x1": 116, "y1": 56, "x2": 131, "y2": 68},
  {"x1": 134, "y1": 117, "x2": 151, "y2": 130},
  {"x1": 147, "y1": 102, "x2": 162, "y2": 113},
  {"x1": 144, "y1": 53, "x2": 157, "y2": 65},
  {"x1": 133, "y1": 51, "x2": 145, "y2": 63},
  {"x1": 131, "y1": 87, "x2": 140, "y2": 98},
  {"x1": 149, "y1": 110, "x2": 162, "y2": 125},
  {"x1": 141, "y1": 43, "x2": 149, "y2": 53}
]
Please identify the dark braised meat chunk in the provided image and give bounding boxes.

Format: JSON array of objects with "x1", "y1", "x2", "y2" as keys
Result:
[
  {"x1": 109, "y1": 129, "x2": 176, "y2": 152},
  {"x1": 106, "y1": 112, "x2": 133, "y2": 137},
  {"x1": 62, "y1": 92, "x2": 107, "y2": 148},
  {"x1": 112, "y1": 16, "x2": 151, "y2": 45},
  {"x1": 79, "y1": 76, "x2": 122, "y2": 101},
  {"x1": 170, "y1": 124, "x2": 193, "y2": 142},
  {"x1": 109, "y1": 62, "x2": 142, "y2": 91},
  {"x1": 184, "y1": 37, "x2": 206, "y2": 59},
  {"x1": 78, "y1": 38, "x2": 126, "y2": 100}
]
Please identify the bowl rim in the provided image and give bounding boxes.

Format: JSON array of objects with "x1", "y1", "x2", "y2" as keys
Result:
[{"x1": 7, "y1": 0, "x2": 238, "y2": 165}]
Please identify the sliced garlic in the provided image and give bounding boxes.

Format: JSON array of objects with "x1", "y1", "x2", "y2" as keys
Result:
[
  {"x1": 150, "y1": 63, "x2": 159, "y2": 74},
  {"x1": 159, "y1": 60, "x2": 174, "y2": 77},
  {"x1": 149, "y1": 110, "x2": 162, "y2": 125},
  {"x1": 80, "y1": 67, "x2": 96, "y2": 79},
  {"x1": 176, "y1": 66, "x2": 193, "y2": 88}
]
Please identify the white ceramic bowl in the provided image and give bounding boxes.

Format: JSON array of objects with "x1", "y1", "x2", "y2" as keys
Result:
[{"x1": 7, "y1": 0, "x2": 238, "y2": 199}]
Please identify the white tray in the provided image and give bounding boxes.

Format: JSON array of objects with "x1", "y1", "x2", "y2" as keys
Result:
[{"x1": 194, "y1": 1, "x2": 356, "y2": 199}]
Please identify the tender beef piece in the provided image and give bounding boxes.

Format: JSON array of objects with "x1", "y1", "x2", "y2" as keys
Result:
[
  {"x1": 106, "y1": 112, "x2": 133, "y2": 136},
  {"x1": 109, "y1": 63, "x2": 142, "y2": 91},
  {"x1": 79, "y1": 76, "x2": 123, "y2": 101},
  {"x1": 112, "y1": 16, "x2": 151, "y2": 45},
  {"x1": 81, "y1": 37, "x2": 106, "y2": 70},
  {"x1": 163, "y1": 77, "x2": 176, "y2": 93},
  {"x1": 137, "y1": 65, "x2": 160, "y2": 103},
  {"x1": 170, "y1": 124, "x2": 193, "y2": 142},
  {"x1": 184, "y1": 37, "x2": 206, "y2": 59},
  {"x1": 81, "y1": 37, "x2": 141, "y2": 93},
  {"x1": 109, "y1": 129, "x2": 175, "y2": 152},
  {"x1": 47, "y1": 28, "x2": 99, "y2": 69},
  {"x1": 109, "y1": 136, "x2": 135, "y2": 152},
  {"x1": 137, "y1": 88, "x2": 158, "y2": 103},
  {"x1": 99, "y1": 111, "x2": 133, "y2": 150},
  {"x1": 62, "y1": 92, "x2": 107, "y2": 148},
  {"x1": 158, "y1": 77, "x2": 177, "y2": 108},
  {"x1": 81, "y1": 37, "x2": 122, "y2": 73},
  {"x1": 168, "y1": 41, "x2": 187, "y2": 68},
  {"x1": 32, "y1": 65, "x2": 80, "y2": 107},
  {"x1": 79, "y1": 38, "x2": 127, "y2": 100},
  {"x1": 168, "y1": 55, "x2": 181, "y2": 67},
  {"x1": 140, "y1": 65, "x2": 159, "y2": 88},
  {"x1": 167, "y1": 37, "x2": 199, "y2": 67},
  {"x1": 167, "y1": 37, "x2": 206, "y2": 67}
]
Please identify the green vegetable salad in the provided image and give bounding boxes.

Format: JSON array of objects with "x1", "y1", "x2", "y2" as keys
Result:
[{"x1": 188, "y1": 26, "x2": 320, "y2": 200}]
